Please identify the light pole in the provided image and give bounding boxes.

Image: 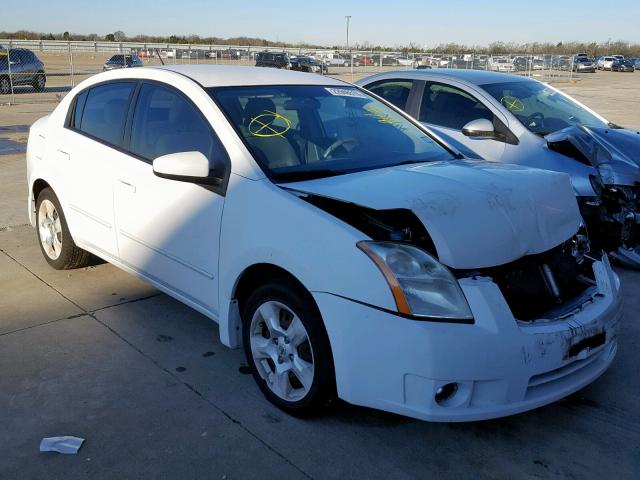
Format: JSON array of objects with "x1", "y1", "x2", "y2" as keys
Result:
[{"x1": 345, "y1": 15, "x2": 352, "y2": 80}]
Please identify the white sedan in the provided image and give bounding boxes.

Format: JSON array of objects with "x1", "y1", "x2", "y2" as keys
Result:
[{"x1": 27, "y1": 65, "x2": 621, "y2": 422}]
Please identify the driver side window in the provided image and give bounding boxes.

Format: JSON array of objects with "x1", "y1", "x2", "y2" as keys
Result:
[
  {"x1": 419, "y1": 82, "x2": 494, "y2": 130},
  {"x1": 129, "y1": 82, "x2": 224, "y2": 164}
]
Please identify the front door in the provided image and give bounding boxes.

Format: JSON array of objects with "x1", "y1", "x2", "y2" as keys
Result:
[
  {"x1": 417, "y1": 81, "x2": 509, "y2": 162},
  {"x1": 113, "y1": 81, "x2": 227, "y2": 315}
]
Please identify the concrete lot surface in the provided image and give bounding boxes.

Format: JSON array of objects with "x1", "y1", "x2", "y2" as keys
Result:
[{"x1": 1, "y1": 71, "x2": 640, "y2": 479}]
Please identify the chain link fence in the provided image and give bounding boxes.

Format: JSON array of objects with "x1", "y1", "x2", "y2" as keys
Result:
[{"x1": 1, "y1": 39, "x2": 595, "y2": 105}]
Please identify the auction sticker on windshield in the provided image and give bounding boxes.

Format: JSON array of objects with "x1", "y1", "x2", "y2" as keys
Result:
[{"x1": 325, "y1": 87, "x2": 368, "y2": 98}]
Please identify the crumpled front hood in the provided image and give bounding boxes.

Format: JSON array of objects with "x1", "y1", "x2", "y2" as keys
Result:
[
  {"x1": 546, "y1": 125, "x2": 640, "y2": 186},
  {"x1": 281, "y1": 161, "x2": 582, "y2": 269}
]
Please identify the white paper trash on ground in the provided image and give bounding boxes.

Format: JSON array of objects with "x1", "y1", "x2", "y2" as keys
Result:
[{"x1": 40, "y1": 436, "x2": 85, "y2": 454}]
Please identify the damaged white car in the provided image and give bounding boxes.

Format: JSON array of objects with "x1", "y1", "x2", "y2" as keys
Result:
[{"x1": 27, "y1": 65, "x2": 622, "y2": 422}]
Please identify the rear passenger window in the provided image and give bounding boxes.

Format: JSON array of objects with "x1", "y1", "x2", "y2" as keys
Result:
[
  {"x1": 367, "y1": 80, "x2": 414, "y2": 110},
  {"x1": 130, "y1": 82, "x2": 222, "y2": 163},
  {"x1": 420, "y1": 82, "x2": 494, "y2": 130},
  {"x1": 79, "y1": 82, "x2": 135, "y2": 146}
]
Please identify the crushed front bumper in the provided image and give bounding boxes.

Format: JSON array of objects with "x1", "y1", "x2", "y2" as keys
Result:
[{"x1": 315, "y1": 257, "x2": 621, "y2": 422}]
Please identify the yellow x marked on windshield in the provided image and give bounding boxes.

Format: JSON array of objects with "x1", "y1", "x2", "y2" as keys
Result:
[
  {"x1": 500, "y1": 96, "x2": 525, "y2": 112},
  {"x1": 248, "y1": 110, "x2": 292, "y2": 137}
]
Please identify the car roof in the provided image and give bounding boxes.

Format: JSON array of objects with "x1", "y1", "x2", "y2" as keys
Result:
[
  {"x1": 356, "y1": 68, "x2": 530, "y2": 86},
  {"x1": 152, "y1": 65, "x2": 345, "y2": 87}
]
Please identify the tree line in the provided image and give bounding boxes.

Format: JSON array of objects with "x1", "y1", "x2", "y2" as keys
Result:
[{"x1": 1, "y1": 30, "x2": 639, "y2": 56}]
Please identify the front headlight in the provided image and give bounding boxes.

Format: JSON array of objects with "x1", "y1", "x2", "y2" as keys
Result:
[{"x1": 357, "y1": 241, "x2": 473, "y2": 321}]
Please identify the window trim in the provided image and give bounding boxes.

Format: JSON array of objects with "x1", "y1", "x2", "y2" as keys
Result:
[
  {"x1": 419, "y1": 80, "x2": 519, "y2": 145},
  {"x1": 364, "y1": 78, "x2": 419, "y2": 114},
  {"x1": 65, "y1": 79, "x2": 231, "y2": 196},
  {"x1": 124, "y1": 79, "x2": 231, "y2": 196},
  {"x1": 64, "y1": 79, "x2": 139, "y2": 151}
]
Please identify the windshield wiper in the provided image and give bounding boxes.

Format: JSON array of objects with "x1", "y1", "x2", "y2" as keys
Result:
[
  {"x1": 608, "y1": 122, "x2": 623, "y2": 129},
  {"x1": 273, "y1": 169, "x2": 342, "y2": 182}
]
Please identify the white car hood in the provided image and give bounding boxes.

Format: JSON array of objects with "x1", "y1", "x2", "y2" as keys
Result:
[{"x1": 281, "y1": 161, "x2": 581, "y2": 269}]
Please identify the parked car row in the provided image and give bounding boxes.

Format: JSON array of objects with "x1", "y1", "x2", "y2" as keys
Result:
[
  {"x1": 595, "y1": 54, "x2": 637, "y2": 71},
  {"x1": 26, "y1": 64, "x2": 636, "y2": 424}
]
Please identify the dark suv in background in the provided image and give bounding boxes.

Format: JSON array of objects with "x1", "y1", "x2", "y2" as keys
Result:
[
  {"x1": 0, "y1": 48, "x2": 46, "y2": 94},
  {"x1": 103, "y1": 54, "x2": 144, "y2": 71},
  {"x1": 255, "y1": 52, "x2": 291, "y2": 69},
  {"x1": 290, "y1": 55, "x2": 327, "y2": 74}
]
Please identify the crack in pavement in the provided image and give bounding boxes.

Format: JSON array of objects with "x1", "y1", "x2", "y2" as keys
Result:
[{"x1": 0, "y1": 247, "x2": 314, "y2": 479}]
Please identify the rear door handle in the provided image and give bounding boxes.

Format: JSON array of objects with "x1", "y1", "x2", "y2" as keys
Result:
[
  {"x1": 56, "y1": 149, "x2": 70, "y2": 161},
  {"x1": 117, "y1": 179, "x2": 136, "y2": 193}
]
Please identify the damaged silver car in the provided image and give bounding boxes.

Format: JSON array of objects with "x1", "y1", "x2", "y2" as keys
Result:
[{"x1": 357, "y1": 70, "x2": 640, "y2": 268}]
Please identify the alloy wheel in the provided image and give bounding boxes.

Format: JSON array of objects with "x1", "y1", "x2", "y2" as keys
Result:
[
  {"x1": 38, "y1": 199, "x2": 63, "y2": 260},
  {"x1": 249, "y1": 300, "x2": 315, "y2": 402}
]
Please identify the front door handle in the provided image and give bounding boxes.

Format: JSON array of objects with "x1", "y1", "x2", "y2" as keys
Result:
[{"x1": 117, "y1": 179, "x2": 136, "y2": 193}]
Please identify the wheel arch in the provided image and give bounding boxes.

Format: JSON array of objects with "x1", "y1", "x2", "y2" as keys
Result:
[
  {"x1": 30, "y1": 178, "x2": 51, "y2": 225},
  {"x1": 222, "y1": 262, "x2": 322, "y2": 349}
]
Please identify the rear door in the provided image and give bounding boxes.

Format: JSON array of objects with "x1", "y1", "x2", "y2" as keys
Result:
[
  {"x1": 61, "y1": 81, "x2": 136, "y2": 257},
  {"x1": 113, "y1": 81, "x2": 228, "y2": 315}
]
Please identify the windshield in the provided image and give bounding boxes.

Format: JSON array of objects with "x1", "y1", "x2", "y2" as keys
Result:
[
  {"x1": 480, "y1": 81, "x2": 608, "y2": 135},
  {"x1": 209, "y1": 85, "x2": 452, "y2": 181}
]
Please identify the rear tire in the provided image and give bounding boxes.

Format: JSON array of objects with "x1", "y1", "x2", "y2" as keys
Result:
[
  {"x1": 35, "y1": 188, "x2": 92, "y2": 270},
  {"x1": 0, "y1": 76, "x2": 10, "y2": 95},
  {"x1": 242, "y1": 278, "x2": 336, "y2": 416}
]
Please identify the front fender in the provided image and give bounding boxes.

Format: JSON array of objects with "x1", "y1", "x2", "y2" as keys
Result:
[{"x1": 217, "y1": 174, "x2": 396, "y2": 347}]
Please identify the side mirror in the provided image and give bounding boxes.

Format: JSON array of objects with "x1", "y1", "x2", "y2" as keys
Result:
[
  {"x1": 461, "y1": 118, "x2": 496, "y2": 139},
  {"x1": 153, "y1": 151, "x2": 220, "y2": 185}
]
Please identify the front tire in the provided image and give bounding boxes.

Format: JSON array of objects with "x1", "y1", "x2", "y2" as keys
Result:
[
  {"x1": 36, "y1": 188, "x2": 91, "y2": 270},
  {"x1": 32, "y1": 72, "x2": 46, "y2": 92},
  {"x1": 242, "y1": 279, "x2": 336, "y2": 416}
]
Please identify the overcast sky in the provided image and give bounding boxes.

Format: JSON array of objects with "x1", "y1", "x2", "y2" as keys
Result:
[{"x1": 4, "y1": 0, "x2": 639, "y2": 47}]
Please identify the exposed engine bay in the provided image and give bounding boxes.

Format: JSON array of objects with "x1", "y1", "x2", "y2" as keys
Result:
[
  {"x1": 546, "y1": 125, "x2": 640, "y2": 267},
  {"x1": 454, "y1": 234, "x2": 597, "y2": 321},
  {"x1": 301, "y1": 193, "x2": 598, "y2": 321},
  {"x1": 578, "y1": 184, "x2": 640, "y2": 267}
]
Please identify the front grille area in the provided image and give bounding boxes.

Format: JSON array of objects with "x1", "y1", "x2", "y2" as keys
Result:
[{"x1": 455, "y1": 238, "x2": 597, "y2": 321}]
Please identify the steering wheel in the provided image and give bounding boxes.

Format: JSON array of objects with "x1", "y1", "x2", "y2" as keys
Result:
[
  {"x1": 524, "y1": 112, "x2": 545, "y2": 131},
  {"x1": 322, "y1": 138, "x2": 359, "y2": 159}
]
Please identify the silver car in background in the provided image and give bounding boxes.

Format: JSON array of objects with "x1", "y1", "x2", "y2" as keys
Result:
[
  {"x1": 357, "y1": 69, "x2": 640, "y2": 267},
  {"x1": 596, "y1": 56, "x2": 616, "y2": 70},
  {"x1": 572, "y1": 57, "x2": 596, "y2": 72}
]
